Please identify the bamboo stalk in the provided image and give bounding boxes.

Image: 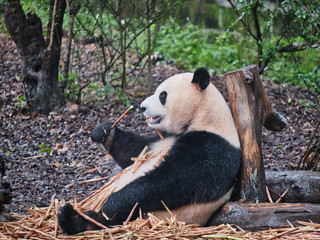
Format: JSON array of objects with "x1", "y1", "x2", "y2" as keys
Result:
[
  {"x1": 161, "y1": 201, "x2": 176, "y2": 221},
  {"x1": 111, "y1": 105, "x2": 134, "y2": 129},
  {"x1": 153, "y1": 149, "x2": 169, "y2": 167},
  {"x1": 72, "y1": 208, "x2": 109, "y2": 230},
  {"x1": 80, "y1": 176, "x2": 110, "y2": 184},
  {"x1": 275, "y1": 188, "x2": 289, "y2": 203},
  {"x1": 37, "y1": 197, "x2": 54, "y2": 227},
  {"x1": 266, "y1": 186, "x2": 273, "y2": 203},
  {"x1": 124, "y1": 202, "x2": 139, "y2": 225},
  {"x1": 156, "y1": 129, "x2": 164, "y2": 141},
  {"x1": 20, "y1": 225, "x2": 59, "y2": 240},
  {"x1": 266, "y1": 227, "x2": 299, "y2": 240}
]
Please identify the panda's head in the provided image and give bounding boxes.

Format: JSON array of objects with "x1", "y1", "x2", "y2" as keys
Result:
[{"x1": 140, "y1": 68, "x2": 211, "y2": 134}]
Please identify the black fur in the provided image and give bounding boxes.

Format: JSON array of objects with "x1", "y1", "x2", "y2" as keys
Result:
[
  {"x1": 192, "y1": 68, "x2": 210, "y2": 90},
  {"x1": 58, "y1": 203, "x2": 108, "y2": 235},
  {"x1": 91, "y1": 122, "x2": 114, "y2": 143},
  {"x1": 91, "y1": 122, "x2": 170, "y2": 168},
  {"x1": 159, "y1": 91, "x2": 167, "y2": 105},
  {"x1": 58, "y1": 131, "x2": 241, "y2": 234}
]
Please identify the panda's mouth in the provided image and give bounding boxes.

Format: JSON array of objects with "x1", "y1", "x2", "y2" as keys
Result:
[{"x1": 146, "y1": 116, "x2": 162, "y2": 125}]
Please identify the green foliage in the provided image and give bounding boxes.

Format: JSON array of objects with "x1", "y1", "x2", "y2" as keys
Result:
[
  {"x1": 263, "y1": 48, "x2": 320, "y2": 86},
  {"x1": 13, "y1": 94, "x2": 29, "y2": 114},
  {"x1": 227, "y1": 0, "x2": 320, "y2": 82},
  {"x1": 175, "y1": 0, "x2": 236, "y2": 29},
  {"x1": 300, "y1": 143, "x2": 320, "y2": 171},
  {"x1": 155, "y1": 5, "x2": 319, "y2": 88},
  {"x1": 60, "y1": 71, "x2": 80, "y2": 102},
  {"x1": 156, "y1": 19, "x2": 255, "y2": 73},
  {"x1": 20, "y1": 0, "x2": 50, "y2": 32},
  {"x1": 38, "y1": 143, "x2": 52, "y2": 154},
  {"x1": 284, "y1": 0, "x2": 320, "y2": 41},
  {"x1": 116, "y1": 89, "x2": 132, "y2": 105},
  {"x1": 2, "y1": 0, "x2": 318, "y2": 105}
]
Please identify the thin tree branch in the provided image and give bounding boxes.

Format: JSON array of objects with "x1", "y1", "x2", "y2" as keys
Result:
[
  {"x1": 47, "y1": 0, "x2": 57, "y2": 51},
  {"x1": 62, "y1": 1, "x2": 80, "y2": 90},
  {"x1": 251, "y1": 1, "x2": 263, "y2": 70},
  {"x1": 278, "y1": 43, "x2": 320, "y2": 53},
  {"x1": 226, "y1": 0, "x2": 258, "y2": 42}
]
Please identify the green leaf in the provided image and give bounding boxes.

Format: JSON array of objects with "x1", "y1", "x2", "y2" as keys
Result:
[{"x1": 38, "y1": 148, "x2": 52, "y2": 154}]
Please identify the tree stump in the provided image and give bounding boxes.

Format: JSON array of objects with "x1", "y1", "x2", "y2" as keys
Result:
[{"x1": 225, "y1": 65, "x2": 286, "y2": 203}]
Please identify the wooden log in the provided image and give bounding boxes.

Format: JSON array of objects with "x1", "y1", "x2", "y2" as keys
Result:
[
  {"x1": 225, "y1": 65, "x2": 287, "y2": 203},
  {"x1": 209, "y1": 202, "x2": 320, "y2": 231},
  {"x1": 266, "y1": 170, "x2": 320, "y2": 203}
]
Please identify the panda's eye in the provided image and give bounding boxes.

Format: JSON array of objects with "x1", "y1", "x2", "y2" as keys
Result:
[{"x1": 159, "y1": 91, "x2": 167, "y2": 105}]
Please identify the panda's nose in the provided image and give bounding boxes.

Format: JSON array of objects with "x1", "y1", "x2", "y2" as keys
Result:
[{"x1": 141, "y1": 106, "x2": 146, "y2": 112}]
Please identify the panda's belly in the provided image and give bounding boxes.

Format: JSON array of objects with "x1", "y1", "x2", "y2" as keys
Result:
[
  {"x1": 152, "y1": 187, "x2": 233, "y2": 225},
  {"x1": 112, "y1": 136, "x2": 176, "y2": 193}
]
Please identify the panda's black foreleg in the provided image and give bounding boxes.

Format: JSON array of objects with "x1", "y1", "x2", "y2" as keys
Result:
[
  {"x1": 58, "y1": 203, "x2": 108, "y2": 235},
  {"x1": 91, "y1": 122, "x2": 168, "y2": 168}
]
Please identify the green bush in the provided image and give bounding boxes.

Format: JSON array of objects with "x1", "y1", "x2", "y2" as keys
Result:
[
  {"x1": 155, "y1": 19, "x2": 256, "y2": 73},
  {"x1": 155, "y1": 18, "x2": 319, "y2": 89}
]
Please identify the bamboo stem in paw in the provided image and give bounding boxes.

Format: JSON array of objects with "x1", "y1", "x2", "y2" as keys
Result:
[{"x1": 111, "y1": 105, "x2": 134, "y2": 129}]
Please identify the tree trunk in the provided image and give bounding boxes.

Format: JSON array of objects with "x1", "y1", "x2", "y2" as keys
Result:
[
  {"x1": 4, "y1": 0, "x2": 66, "y2": 115},
  {"x1": 225, "y1": 65, "x2": 286, "y2": 202}
]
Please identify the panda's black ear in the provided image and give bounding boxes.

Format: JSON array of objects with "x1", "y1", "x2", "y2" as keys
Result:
[{"x1": 191, "y1": 68, "x2": 210, "y2": 91}]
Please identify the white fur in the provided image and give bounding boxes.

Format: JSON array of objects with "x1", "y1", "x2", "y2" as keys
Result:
[
  {"x1": 152, "y1": 187, "x2": 233, "y2": 225},
  {"x1": 108, "y1": 136, "x2": 176, "y2": 193},
  {"x1": 141, "y1": 73, "x2": 240, "y2": 148}
]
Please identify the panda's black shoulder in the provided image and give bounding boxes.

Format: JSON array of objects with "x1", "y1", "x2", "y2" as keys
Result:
[
  {"x1": 169, "y1": 131, "x2": 241, "y2": 167},
  {"x1": 176, "y1": 131, "x2": 239, "y2": 151}
]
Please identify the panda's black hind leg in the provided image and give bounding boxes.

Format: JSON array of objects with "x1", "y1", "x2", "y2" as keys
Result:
[{"x1": 57, "y1": 203, "x2": 108, "y2": 235}]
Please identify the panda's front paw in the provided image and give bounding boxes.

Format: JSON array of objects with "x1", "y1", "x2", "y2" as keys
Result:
[
  {"x1": 57, "y1": 203, "x2": 85, "y2": 235},
  {"x1": 58, "y1": 203, "x2": 108, "y2": 235},
  {"x1": 91, "y1": 122, "x2": 115, "y2": 144}
]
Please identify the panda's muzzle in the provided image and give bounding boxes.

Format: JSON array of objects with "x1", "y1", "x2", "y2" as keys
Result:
[
  {"x1": 151, "y1": 116, "x2": 162, "y2": 124},
  {"x1": 146, "y1": 116, "x2": 162, "y2": 124}
]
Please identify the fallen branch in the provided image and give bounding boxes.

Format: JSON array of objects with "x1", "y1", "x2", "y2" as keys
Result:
[{"x1": 209, "y1": 202, "x2": 320, "y2": 231}]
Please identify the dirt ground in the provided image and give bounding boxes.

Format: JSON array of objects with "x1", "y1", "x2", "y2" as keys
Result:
[{"x1": 0, "y1": 34, "x2": 318, "y2": 215}]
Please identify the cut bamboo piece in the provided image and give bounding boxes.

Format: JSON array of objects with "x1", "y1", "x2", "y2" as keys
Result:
[
  {"x1": 111, "y1": 105, "x2": 134, "y2": 129},
  {"x1": 156, "y1": 129, "x2": 164, "y2": 141}
]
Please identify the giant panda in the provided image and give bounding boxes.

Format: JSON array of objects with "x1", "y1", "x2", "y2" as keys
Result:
[{"x1": 58, "y1": 68, "x2": 241, "y2": 235}]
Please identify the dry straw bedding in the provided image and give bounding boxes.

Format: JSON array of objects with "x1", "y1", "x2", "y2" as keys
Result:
[
  {"x1": 1, "y1": 190, "x2": 320, "y2": 240},
  {"x1": 2, "y1": 149, "x2": 320, "y2": 238}
]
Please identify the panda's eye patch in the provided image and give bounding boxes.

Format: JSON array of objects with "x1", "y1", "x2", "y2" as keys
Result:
[{"x1": 159, "y1": 91, "x2": 167, "y2": 105}]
